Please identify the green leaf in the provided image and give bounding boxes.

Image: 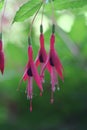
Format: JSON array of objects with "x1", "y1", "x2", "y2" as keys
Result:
[
  {"x1": 0, "y1": 0, "x2": 4, "y2": 10},
  {"x1": 13, "y1": 0, "x2": 87, "y2": 23},
  {"x1": 46, "y1": 0, "x2": 87, "y2": 10},
  {"x1": 13, "y1": 0, "x2": 42, "y2": 23},
  {"x1": 46, "y1": 0, "x2": 87, "y2": 11}
]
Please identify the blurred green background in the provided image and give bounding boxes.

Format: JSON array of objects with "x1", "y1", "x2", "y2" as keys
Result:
[{"x1": 0, "y1": 0, "x2": 87, "y2": 130}]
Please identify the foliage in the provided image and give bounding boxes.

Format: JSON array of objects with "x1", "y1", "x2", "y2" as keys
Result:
[
  {"x1": 13, "y1": 0, "x2": 87, "y2": 22},
  {"x1": 13, "y1": 0, "x2": 43, "y2": 23},
  {"x1": 0, "y1": 0, "x2": 4, "y2": 10}
]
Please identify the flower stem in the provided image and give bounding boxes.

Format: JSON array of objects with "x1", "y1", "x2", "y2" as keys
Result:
[
  {"x1": 0, "y1": 0, "x2": 7, "y2": 33},
  {"x1": 52, "y1": 24, "x2": 55, "y2": 33},
  {"x1": 41, "y1": 3, "x2": 45, "y2": 25},
  {"x1": 50, "y1": 0, "x2": 55, "y2": 24},
  {"x1": 40, "y1": 24, "x2": 43, "y2": 33},
  {"x1": 28, "y1": 2, "x2": 43, "y2": 39}
]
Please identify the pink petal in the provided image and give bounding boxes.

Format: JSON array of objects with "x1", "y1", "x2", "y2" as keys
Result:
[
  {"x1": 35, "y1": 54, "x2": 40, "y2": 67},
  {"x1": 51, "y1": 51, "x2": 64, "y2": 80},
  {"x1": 46, "y1": 62, "x2": 52, "y2": 73},
  {"x1": 0, "y1": 51, "x2": 4, "y2": 74},
  {"x1": 0, "y1": 40, "x2": 2, "y2": 51},
  {"x1": 23, "y1": 72, "x2": 28, "y2": 81},
  {"x1": 40, "y1": 34, "x2": 44, "y2": 48},
  {"x1": 40, "y1": 55, "x2": 49, "y2": 77},
  {"x1": 23, "y1": 63, "x2": 30, "y2": 81},
  {"x1": 54, "y1": 50, "x2": 63, "y2": 70},
  {"x1": 39, "y1": 34, "x2": 48, "y2": 63},
  {"x1": 31, "y1": 61, "x2": 43, "y2": 92},
  {"x1": 50, "y1": 34, "x2": 55, "y2": 50},
  {"x1": 28, "y1": 45, "x2": 33, "y2": 61}
]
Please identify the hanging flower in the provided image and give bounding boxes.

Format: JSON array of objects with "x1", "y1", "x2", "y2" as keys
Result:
[
  {"x1": 40, "y1": 24, "x2": 64, "y2": 103},
  {"x1": 35, "y1": 25, "x2": 50, "y2": 82},
  {"x1": 20, "y1": 39, "x2": 43, "y2": 112},
  {"x1": 0, "y1": 34, "x2": 4, "y2": 74}
]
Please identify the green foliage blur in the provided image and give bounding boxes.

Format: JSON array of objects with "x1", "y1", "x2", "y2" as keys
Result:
[{"x1": 0, "y1": 0, "x2": 87, "y2": 130}]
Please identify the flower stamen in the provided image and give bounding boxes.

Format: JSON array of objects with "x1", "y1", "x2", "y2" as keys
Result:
[{"x1": 50, "y1": 91, "x2": 54, "y2": 104}]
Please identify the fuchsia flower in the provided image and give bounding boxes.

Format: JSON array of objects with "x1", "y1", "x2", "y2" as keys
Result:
[
  {"x1": 20, "y1": 39, "x2": 43, "y2": 112},
  {"x1": 35, "y1": 25, "x2": 49, "y2": 82},
  {"x1": 0, "y1": 34, "x2": 4, "y2": 74},
  {"x1": 41, "y1": 24, "x2": 64, "y2": 103}
]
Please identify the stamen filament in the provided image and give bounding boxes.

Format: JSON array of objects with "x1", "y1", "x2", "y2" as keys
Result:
[{"x1": 50, "y1": 91, "x2": 54, "y2": 104}]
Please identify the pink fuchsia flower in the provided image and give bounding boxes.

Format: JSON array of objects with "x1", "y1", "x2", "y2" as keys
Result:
[
  {"x1": 49, "y1": 33, "x2": 64, "y2": 103},
  {"x1": 20, "y1": 39, "x2": 43, "y2": 112},
  {"x1": 40, "y1": 25, "x2": 64, "y2": 103},
  {"x1": 35, "y1": 25, "x2": 49, "y2": 82},
  {"x1": 0, "y1": 34, "x2": 5, "y2": 74}
]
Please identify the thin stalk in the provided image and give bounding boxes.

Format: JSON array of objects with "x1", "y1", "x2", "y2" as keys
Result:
[
  {"x1": 28, "y1": 2, "x2": 43, "y2": 38},
  {"x1": 0, "y1": 0, "x2": 7, "y2": 33},
  {"x1": 41, "y1": 3, "x2": 45, "y2": 25},
  {"x1": 51, "y1": 0, "x2": 55, "y2": 24}
]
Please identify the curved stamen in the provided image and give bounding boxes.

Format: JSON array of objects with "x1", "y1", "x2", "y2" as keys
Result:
[{"x1": 50, "y1": 91, "x2": 54, "y2": 104}]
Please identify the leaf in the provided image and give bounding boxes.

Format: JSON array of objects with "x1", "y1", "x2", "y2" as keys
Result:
[
  {"x1": 13, "y1": 0, "x2": 87, "y2": 23},
  {"x1": 13, "y1": 0, "x2": 42, "y2": 23},
  {"x1": 46, "y1": 0, "x2": 87, "y2": 10},
  {"x1": 46, "y1": 0, "x2": 87, "y2": 11},
  {"x1": 0, "y1": 0, "x2": 4, "y2": 10}
]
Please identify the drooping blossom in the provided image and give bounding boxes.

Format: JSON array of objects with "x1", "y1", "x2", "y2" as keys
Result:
[
  {"x1": 35, "y1": 25, "x2": 49, "y2": 82},
  {"x1": 0, "y1": 33, "x2": 4, "y2": 74},
  {"x1": 40, "y1": 24, "x2": 64, "y2": 103},
  {"x1": 20, "y1": 38, "x2": 43, "y2": 112}
]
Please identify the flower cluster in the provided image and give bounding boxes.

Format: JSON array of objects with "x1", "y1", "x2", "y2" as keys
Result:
[
  {"x1": 40, "y1": 24, "x2": 64, "y2": 103},
  {"x1": 21, "y1": 24, "x2": 64, "y2": 111},
  {"x1": 0, "y1": 33, "x2": 4, "y2": 74}
]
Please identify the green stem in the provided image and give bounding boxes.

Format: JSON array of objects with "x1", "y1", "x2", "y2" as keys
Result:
[
  {"x1": 41, "y1": 3, "x2": 45, "y2": 25},
  {"x1": 52, "y1": 24, "x2": 55, "y2": 33},
  {"x1": 40, "y1": 24, "x2": 43, "y2": 33},
  {"x1": 28, "y1": 37, "x2": 31, "y2": 45},
  {"x1": 28, "y1": 2, "x2": 43, "y2": 39},
  {"x1": 0, "y1": 0, "x2": 7, "y2": 33},
  {"x1": 50, "y1": 0, "x2": 55, "y2": 24}
]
